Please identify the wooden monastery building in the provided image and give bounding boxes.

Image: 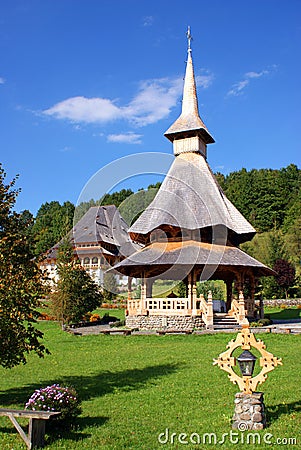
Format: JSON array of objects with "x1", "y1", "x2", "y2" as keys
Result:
[
  {"x1": 41, "y1": 205, "x2": 137, "y2": 288},
  {"x1": 110, "y1": 30, "x2": 274, "y2": 330}
]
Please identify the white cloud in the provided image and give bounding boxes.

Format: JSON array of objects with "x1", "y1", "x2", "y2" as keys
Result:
[
  {"x1": 59, "y1": 146, "x2": 72, "y2": 152},
  {"x1": 196, "y1": 70, "x2": 214, "y2": 89},
  {"x1": 227, "y1": 68, "x2": 271, "y2": 97},
  {"x1": 107, "y1": 132, "x2": 142, "y2": 144},
  {"x1": 123, "y1": 77, "x2": 182, "y2": 126},
  {"x1": 0, "y1": 77, "x2": 5, "y2": 84},
  {"x1": 44, "y1": 96, "x2": 121, "y2": 123},
  {"x1": 43, "y1": 71, "x2": 213, "y2": 127},
  {"x1": 227, "y1": 80, "x2": 249, "y2": 97},
  {"x1": 143, "y1": 16, "x2": 154, "y2": 27},
  {"x1": 245, "y1": 70, "x2": 269, "y2": 78}
]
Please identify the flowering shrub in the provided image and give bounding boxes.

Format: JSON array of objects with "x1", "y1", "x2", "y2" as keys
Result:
[
  {"x1": 25, "y1": 384, "x2": 81, "y2": 425},
  {"x1": 90, "y1": 313, "x2": 100, "y2": 322}
]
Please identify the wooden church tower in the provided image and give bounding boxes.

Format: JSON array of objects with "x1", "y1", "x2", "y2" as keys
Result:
[{"x1": 111, "y1": 28, "x2": 274, "y2": 330}]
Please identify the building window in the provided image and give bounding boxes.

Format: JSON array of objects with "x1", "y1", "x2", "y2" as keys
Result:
[
  {"x1": 83, "y1": 257, "x2": 90, "y2": 265},
  {"x1": 92, "y1": 257, "x2": 98, "y2": 265}
]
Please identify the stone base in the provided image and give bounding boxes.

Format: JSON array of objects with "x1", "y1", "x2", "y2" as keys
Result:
[
  {"x1": 232, "y1": 392, "x2": 266, "y2": 431},
  {"x1": 125, "y1": 315, "x2": 204, "y2": 331}
]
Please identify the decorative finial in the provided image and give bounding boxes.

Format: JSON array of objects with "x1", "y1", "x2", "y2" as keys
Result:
[{"x1": 186, "y1": 26, "x2": 192, "y2": 52}]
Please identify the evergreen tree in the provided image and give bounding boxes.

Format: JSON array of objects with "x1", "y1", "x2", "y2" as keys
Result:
[
  {"x1": 51, "y1": 239, "x2": 103, "y2": 325},
  {"x1": 0, "y1": 164, "x2": 49, "y2": 368}
]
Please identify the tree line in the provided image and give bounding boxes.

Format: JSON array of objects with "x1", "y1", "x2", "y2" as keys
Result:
[{"x1": 20, "y1": 164, "x2": 301, "y2": 298}]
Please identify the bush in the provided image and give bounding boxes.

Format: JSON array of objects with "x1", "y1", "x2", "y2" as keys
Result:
[
  {"x1": 110, "y1": 319, "x2": 126, "y2": 328},
  {"x1": 250, "y1": 318, "x2": 273, "y2": 327},
  {"x1": 90, "y1": 313, "x2": 100, "y2": 322},
  {"x1": 25, "y1": 384, "x2": 82, "y2": 426}
]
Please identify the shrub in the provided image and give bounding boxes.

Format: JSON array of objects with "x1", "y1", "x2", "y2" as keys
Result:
[
  {"x1": 258, "y1": 318, "x2": 272, "y2": 326},
  {"x1": 25, "y1": 384, "x2": 81, "y2": 426},
  {"x1": 110, "y1": 319, "x2": 126, "y2": 328},
  {"x1": 250, "y1": 318, "x2": 272, "y2": 327},
  {"x1": 90, "y1": 313, "x2": 100, "y2": 322},
  {"x1": 297, "y1": 305, "x2": 301, "y2": 310}
]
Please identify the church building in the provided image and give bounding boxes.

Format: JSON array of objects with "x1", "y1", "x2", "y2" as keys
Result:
[{"x1": 111, "y1": 29, "x2": 274, "y2": 330}]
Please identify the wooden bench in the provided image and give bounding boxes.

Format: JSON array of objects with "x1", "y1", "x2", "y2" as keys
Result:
[
  {"x1": 101, "y1": 329, "x2": 132, "y2": 336},
  {"x1": 156, "y1": 329, "x2": 193, "y2": 335},
  {"x1": 0, "y1": 408, "x2": 60, "y2": 449}
]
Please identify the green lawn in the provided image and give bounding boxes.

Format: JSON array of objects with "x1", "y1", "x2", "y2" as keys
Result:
[
  {"x1": 264, "y1": 307, "x2": 301, "y2": 321},
  {"x1": 0, "y1": 322, "x2": 300, "y2": 449}
]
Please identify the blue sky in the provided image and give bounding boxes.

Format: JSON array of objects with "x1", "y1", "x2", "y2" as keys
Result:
[{"x1": 1, "y1": 0, "x2": 300, "y2": 215}]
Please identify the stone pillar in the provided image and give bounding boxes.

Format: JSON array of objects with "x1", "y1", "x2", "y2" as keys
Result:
[{"x1": 232, "y1": 392, "x2": 266, "y2": 430}]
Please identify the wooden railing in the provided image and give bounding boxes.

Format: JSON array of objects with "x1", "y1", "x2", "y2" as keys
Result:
[
  {"x1": 228, "y1": 291, "x2": 246, "y2": 324},
  {"x1": 198, "y1": 293, "x2": 213, "y2": 328},
  {"x1": 127, "y1": 293, "x2": 215, "y2": 327},
  {"x1": 127, "y1": 299, "x2": 141, "y2": 314},
  {"x1": 145, "y1": 298, "x2": 190, "y2": 315}
]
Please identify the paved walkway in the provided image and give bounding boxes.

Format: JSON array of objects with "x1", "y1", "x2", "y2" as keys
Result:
[{"x1": 68, "y1": 320, "x2": 301, "y2": 336}]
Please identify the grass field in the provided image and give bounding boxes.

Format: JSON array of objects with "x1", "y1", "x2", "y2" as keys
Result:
[
  {"x1": 264, "y1": 307, "x2": 301, "y2": 321},
  {"x1": 0, "y1": 317, "x2": 300, "y2": 449}
]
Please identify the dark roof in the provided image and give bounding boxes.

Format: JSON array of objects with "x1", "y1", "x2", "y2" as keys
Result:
[
  {"x1": 129, "y1": 152, "x2": 256, "y2": 244},
  {"x1": 44, "y1": 205, "x2": 139, "y2": 261},
  {"x1": 72, "y1": 205, "x2": 128, "y2": 246},
  {"x1": 109, "y1": 240, "x2": 275, "y2": 279}
]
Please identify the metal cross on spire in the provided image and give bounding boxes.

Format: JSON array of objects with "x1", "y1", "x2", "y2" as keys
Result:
[{"x1": 186, "y1": 26, "x2": 192, "y2": 52}]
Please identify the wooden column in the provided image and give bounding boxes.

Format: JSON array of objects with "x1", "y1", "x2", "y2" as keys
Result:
[
  {"x1": 238, "y1": 291, "x2": 246, "y2": 323},
  {"x1": 146, "y1": 279, "x2": 153, "y2": 298},
  {"x1": 226, "y1": 278, "x2": 233, "y2": 312},
  {"x1": 206, "y1": 290, "x2": 214, "y2": 328},
  {"x1": 141, "y1": 273, "x2": 147, "y2": 311},
  {"x1": 127, "y1": 277, "x2": 132, "y2": 302},
  {"x1": 188, "y1": 272, "x2": 193, "y2": 310},
  {"x1": 192, "y1": 270, "x2": 197, "y2": 313},
  {"x1": 249, "y1": 274, "x2": 256, "y2": 318}
]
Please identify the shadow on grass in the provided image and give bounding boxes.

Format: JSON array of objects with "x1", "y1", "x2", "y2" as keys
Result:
[
  {"x1": 0, "y1": 414, "x2": 109, "y2": 446},
  {"x1": 0, "y1": 363, "x2": 182, "y2": 406},
  {"x1": 267, "y1": 400, "x2": 301, "y2": 424},
  {"x1": 0, "y1": 364, "x2": 182, "y2": 445},
  {"x1": 265, "y1": 308, "x2": 301, "y2": 321},
  {"x1": 45, "y1": 416, "x2": 109, "y2": 445}
]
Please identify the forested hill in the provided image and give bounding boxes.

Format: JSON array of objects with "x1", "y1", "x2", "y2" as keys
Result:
[
  {"x1": 31, "y1": 165, "x2": 300, "y2": 272},
  {"x1": 215, "y1": 164, "x2": 300, "y2": 233}
]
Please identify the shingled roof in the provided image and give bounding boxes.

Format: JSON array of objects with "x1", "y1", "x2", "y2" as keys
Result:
[
  {"x1": 72, "y1": 205, "x2": 129, "y2": 247},
  {"x1": 129, "y1": 152, "x2": 256, "y2": 244},
  {"x1": 164, "y1": 49, "x2": 214, "y2": 144},
  {"x1": 45, "y1": 205, "x2": 138, "y2": 260},
  {"x1": 110, "y1": 240, "x2": 275, "y2": 279}
]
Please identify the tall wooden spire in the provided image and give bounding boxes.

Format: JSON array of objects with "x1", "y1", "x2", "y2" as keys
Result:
[{"x1": 164, "y1": 27, "x2": 214, "y2": 158}]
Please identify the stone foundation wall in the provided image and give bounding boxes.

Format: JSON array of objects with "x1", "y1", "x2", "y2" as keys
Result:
[
  {"x1": 126, "y1": 315, "x2": 204, "y2": 331},
  {"x1": 232, "y1": 392, "x2": 266, "y2": 430},
  {"x1": 263, "y1": 298, "x2": 301, "y2": 307}
]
